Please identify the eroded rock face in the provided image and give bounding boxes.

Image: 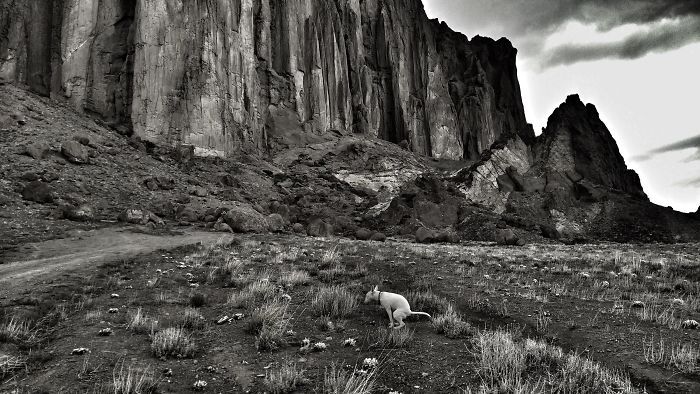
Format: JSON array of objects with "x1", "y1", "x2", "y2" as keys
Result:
[
  {"x1": 1, "y1": 0, "x2": 531, "y2": 160},
  {"x1": 533, "y1": 95, "x2": 646, "y2": 199}
]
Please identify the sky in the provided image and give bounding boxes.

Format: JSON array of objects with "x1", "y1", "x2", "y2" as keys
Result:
[{"x1": 423, "y1": 0, "x2": 700, "y2": 213}]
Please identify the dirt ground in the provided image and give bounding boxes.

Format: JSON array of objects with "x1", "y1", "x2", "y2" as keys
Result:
[{"x1": 0, "y1": 227, "x2": 699, "y2": 393}]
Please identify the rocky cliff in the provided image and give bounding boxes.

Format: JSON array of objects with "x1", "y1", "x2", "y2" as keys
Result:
[
  {"x1": 0, "y1": 0, "x2": 533, "y2": 159},
  {"x1": 532, "y1": 94, "x2": 646, "y2": 199}
]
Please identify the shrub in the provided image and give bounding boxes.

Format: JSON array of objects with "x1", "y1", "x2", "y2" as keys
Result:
[
  {"x1": 406, "y1": 290, "x2": 451, "y2": 315},
  {"x1": 189, "y1": 292, "x2": 207, "y2": 308},
  {"x1": 432, "y1": 305, "x2": 475, "y2": 339},
  {"x1": 311, "y1": 287, "x2": 358, "y2": 318},
  {"x1": 181, "y1": 308, "x2": 205, "y2": 330},
  {"x1": 127, "y1": 308, "x2": 155, "y2": 334},
  {"x1": 150, "y1": 328, "x2": 196, "y2": 359},
  {"x1": 228, "y1": 280, "x2": 277, "y2": 309}
]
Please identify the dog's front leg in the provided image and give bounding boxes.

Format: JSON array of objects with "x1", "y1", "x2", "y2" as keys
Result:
[{"x1": 385, "y1": 307, "x2": 394, "y2": 328}]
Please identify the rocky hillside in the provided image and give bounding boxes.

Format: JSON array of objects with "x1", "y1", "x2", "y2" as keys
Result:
[
  {"x1": 1, "y1": 1, "x2": 698, "y2": 246},
  {"x1": 0, "y1": 0, "x2": 531, "y2": 160}
]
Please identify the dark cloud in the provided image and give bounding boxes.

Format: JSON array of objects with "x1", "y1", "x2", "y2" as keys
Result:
[
  {"x1": 424, "y1": 0, "x2": 700, "y2": 64},
  {"x1": 634, "y1": 135, "x2": 700, "y2": 161},
  {"x1": 541, "y1": 16, "x2": 700, "y2": 67}
]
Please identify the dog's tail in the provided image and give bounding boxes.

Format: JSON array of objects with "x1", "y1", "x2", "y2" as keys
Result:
[{"x1": 411, "y1": 311, "x2": 432, "y2": 319}]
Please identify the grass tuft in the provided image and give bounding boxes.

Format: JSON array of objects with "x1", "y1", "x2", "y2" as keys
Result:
[
  {"x1": 372, "y1": 327, "x2": 414, "y2": 349},
  {"x1": 150, "y1": 327, "x2": 196, "y2": 359},
  {"x1": 431, "y1": 305, "x2": 475, "y2": 339},
  {"x1": 311, "y1": 286, "x2": 358, "y2": 318},
  {"x1": 323, "y1": 363, "x2": 376, "y2": 394},
  {"x1": 112, "y1": 361, "x2": 158, "y2": 394},
  {"x1": 265, "y1": 360, "x2": 308, "y2": 393}
]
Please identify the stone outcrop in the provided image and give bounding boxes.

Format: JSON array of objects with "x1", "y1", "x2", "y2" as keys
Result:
[
  {"x1": 1, "y1": 0, "x2": 532, "y2": 160},
  {"x1": 532, "y1": 95, "x2": 646, "y2": 199}
]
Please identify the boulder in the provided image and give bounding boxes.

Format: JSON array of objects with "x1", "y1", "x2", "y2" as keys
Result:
[
  {"x1": 214, "y1": 219, "x2": 233, "y2": 233},
  {"x1": 494, "y1": 229, "x2": 524, "y2": 246},
  {"x1": 435, "y1": 230, "x2": 458, "y2": 244},
  {"x1": 307, "y1": 219, "x2": 333, "y2": 237},
  {"x1": 22, "y1": 181, "x2": 53, "y2": 203},
  {"x1": 223, "y1": 204, "x2": 268, "y2": 233},
  {"x1": 63, "y1": 204, "x2": 94, "y2": 222},
  {"x1": 119, "y1": 209, "x2": 149, "y2": 224},
  {"x1": 356, "y1": 228, "x2": 373, "y2": 241},
  {"x1": 267, "y1": 213, "x2": 285, "y2": 232},
  {"x1": 24, "y1": 142, "x2": 51, "y2": 160},
  {"x1": 74, "y1": 135, "x2": 91, "y2": 146},
  {"x1": 496, "y1": 174, "x2": 516, "y2": 193},
  {"x1": 292, "y1": 223, "x2": 306, "y2": 234},
  {"x1": 173, "y1": 144, "x2": 195, "y2": 163},
  {"x1": 370, "y1": 232, "x2": 387, "y2": 242},
  {"x1": 21, "y1": 172, "x2": 39, "y2": 181},
  {"x1": 415, "y1": 227, "x2": 435, "y2": 244},
  {"x1": 178, "y1": 206, "x2": 202, "y2": 223},
  {"x1": 61, "y1": 140, "x2": 90, "y2": 164},
  {"x1": 540, "y1": 224, "x2": 560, "y2": 240}
]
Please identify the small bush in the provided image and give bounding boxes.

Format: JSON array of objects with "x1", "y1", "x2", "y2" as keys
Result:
[
  {"x1": 150, "y1": 328, "x2": 196, "y2": 359},
  {"x1": 432, "y1": 305, "x2": 475, "y2": 339},
  {"x1": 311, "y1": 287, "x2": 358, "y2": 318},
  {"x1": 265, "y1": 361, "x2": 308, "y2": 394},
  {"x1": 112, "y1": 361, "x2": 158, "y2": 394},
  {"x1": 373, "y1": 327, "x2": 414, "y2": 349},
  {"x1": 323, "y1": 363, "x2": 376, "y2": 394},
  {"x1": 246, "y1": 301, "x2": 288, "y2": 333}
]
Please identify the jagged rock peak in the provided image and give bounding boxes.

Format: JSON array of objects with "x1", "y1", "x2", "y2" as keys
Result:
[
  {"x1": 0, "y1": 0, "x2": 532, "y2": 160},
  {"x1": 533, "y1": 94, "x2": 646, "y2": 199}
]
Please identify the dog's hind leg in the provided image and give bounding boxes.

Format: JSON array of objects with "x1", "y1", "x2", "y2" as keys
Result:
[
  {"x1": 385, "y1": 307, "x2": 395, "y2": 328},
  {"x1": 392, "y1": 310, "x2": 406, "y2": 329}
]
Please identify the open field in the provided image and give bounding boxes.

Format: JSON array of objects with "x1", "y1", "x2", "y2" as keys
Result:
[{"x1": 1, "y1": 233, "x2": 699, "y2": 393}]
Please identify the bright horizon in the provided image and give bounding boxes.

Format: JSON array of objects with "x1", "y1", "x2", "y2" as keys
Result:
[{"x1": 424, "y1": 0, "x2": 700, "y2": 213}]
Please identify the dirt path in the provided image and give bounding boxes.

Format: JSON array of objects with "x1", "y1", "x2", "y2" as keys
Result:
[{"x1": 0, "y1": 227, "x2": 232, "y2": 296}]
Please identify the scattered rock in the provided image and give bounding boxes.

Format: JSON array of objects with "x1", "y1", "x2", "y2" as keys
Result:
[
  {"x1": 74, "y1": 135, "x2": 91, "y2": 146},
  {"x1": 24, "y1": 142, "x2": 51, "y2": 160},
  {"x1": 307, "y1": 219, "x2": 333, "y2": 237},
  {"x1": 190, "y1": 186, "x2": 208, "y2": 197},
  {"x1": 71, "y1": 348, "x2": 90, "y2": 355},
  {"x1": 631, "y1": 301, "x2": 645, "y2": 309},
  {"x1": 216, "y1": 316, "x2": 232, "y2": 325},
  {"x1": 178, "y1": 206, "x2": 202, "y2": 223},
  {"x1": 61, "y1": 140, "x2": 90, "y2": 164},
  {"x1": 119, "y1": 209, "x2": 149, "y2": 224},
  {"x1": 98, "y1": 328, "x2": 113, "y2": 336},
  {"x1": 173, "y1": 144, "x2": 195, "y2": 163},
  {"x1": 356, "y1": 228, "x2": 372, "y2": 241},
  {"x1": 20, "y1": 171, "x2": 39, "y2": 181},
  {"x1": 370, "y1": 232, "x2": 387, "y2": 242},
  {"x1": 681, "y1": 320, "x2": 699, "y2": 330},
  {"x1": 224, "y1": 203, "x2": 269, "y2": 233},
  {"x1": 540, "y1": 224, "x2": 560, "y2": 240},
  {"x1": 267, "y1": 213, "x2": 285, "y2": 232},
  {"x1": 22, "y1": 181, "x2": 54, "y2": 203}
]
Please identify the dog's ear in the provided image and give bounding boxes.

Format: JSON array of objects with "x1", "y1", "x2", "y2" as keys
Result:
[{"x1": 373, "y1": 285, "x2": 379, "y2": 292}]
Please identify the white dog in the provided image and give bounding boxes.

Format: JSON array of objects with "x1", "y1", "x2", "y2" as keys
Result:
[{"x1": 364, "y1": 286, "x2": 431, "y2": 329}]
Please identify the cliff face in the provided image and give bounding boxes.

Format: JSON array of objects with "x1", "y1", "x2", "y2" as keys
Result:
[
  {"x1": 532, "y1": 95, "x2": 646, "y2": 199},
  {"x1": 0, "y1": 0, "x2": 532, "y2": 159}
]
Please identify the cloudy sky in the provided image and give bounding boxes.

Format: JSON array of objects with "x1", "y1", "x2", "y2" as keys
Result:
[{"x1": 423, "y1": 0, "x2": 700, "y2": 213}]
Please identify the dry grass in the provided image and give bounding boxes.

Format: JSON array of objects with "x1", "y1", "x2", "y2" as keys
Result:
[
  {"x1": 265, "y1": 360, "x2": 308, "y2": 393},
  {"x1": 228, "y1": 280, "x2": 278, "y2": 309},
  {"x1": 180, "y1": 307, "x2": 205, "y2": 330},
  {"x1": 323, "y1": 363, "x2": 376, "y2": 394},
  {"x1": 472, "y1": 329, "x2": 636, "y2": 393},
  {"x1": 127, "y1": 308, "x2": 155, "y2": 334},
  {"x1": 246, "y1": 301, "x2": 292, "y2": 352},
  {"x1": 406, "y1": 290, "x2": 451, "y2": 315},
  {"x1": 431, "y1": 305, "x2": 475, "y2": 339},
  {"x1": 279, "y1": 270, "x2": 312, "y2": 287},
  {"x1": 311, "y1": 286, "x2": 358, "y2": 318},
  {"x1": 112, "y1": 361, "x2": 158, "y2": 394},
  {"x1": 669, "y1": 343, "x2": 700, "y2": 374},
  {"x1": 150, "y1": 327, "x2": 196, "y2": 359},
  {"x1": 0, "y1": 355, "x2": 27, "y2": 379},
  {"x1": 372, "y1": 327, "x2": 414, "y2": 349},
  {"x1": 0, "y1": 318, "x2": 37, "y2": 345}
]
